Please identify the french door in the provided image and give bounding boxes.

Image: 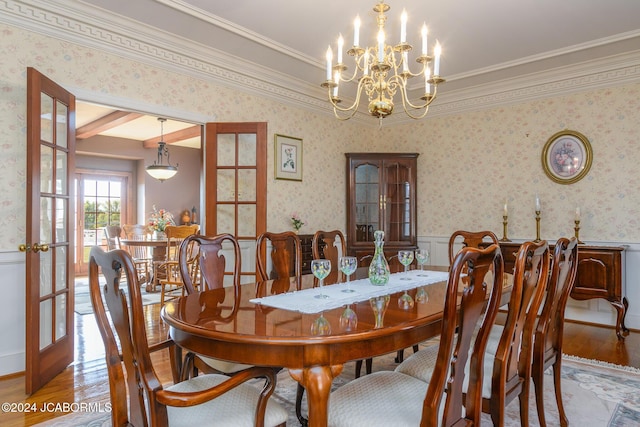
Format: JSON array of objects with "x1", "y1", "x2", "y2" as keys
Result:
[
  {"x1": 23, "y1": 68, "x2": 75, "y2": 394},
  {"x1": 204, "y1": 123, "x2": 267, "y2": 284},
  {"x1": 74, "y1": 171, "x2": 132, "y2": 275}
]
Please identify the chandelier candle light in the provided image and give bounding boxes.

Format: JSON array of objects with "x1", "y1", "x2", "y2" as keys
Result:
[
  {"x1": 321, "y1": 1, "x2": 445, "y2": 122},
  {"x1": 501, "y1": 201, "x2": 512, "y2": 242},
  {"x1": 534, "y1": 195, "x2": 542, "y2": 243}
]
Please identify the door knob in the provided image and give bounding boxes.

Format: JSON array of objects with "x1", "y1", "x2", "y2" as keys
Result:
[
  {"x1": 32, "y1": 243, "x2": 49, "y2": 253},
  {"x1": 18, "y1": 243, "x2": 49, "y2": 253}
]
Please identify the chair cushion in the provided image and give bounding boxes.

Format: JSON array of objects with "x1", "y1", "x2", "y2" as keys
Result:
[
  {"x1": 198, "y1": 355, "x2": 254, "y2": 374},
  {"x1": 394, "y1": 343, "x2": 438, "y2": 381},
  {"x1": 396, "y1": 324, "x2": 504, "y2": 399},
  {"x1": 328, "y1": 371, "x2": 428, "y2": 427},
  {"x1": 166, "y1": 374, "x2": 288, "y2": 427}
]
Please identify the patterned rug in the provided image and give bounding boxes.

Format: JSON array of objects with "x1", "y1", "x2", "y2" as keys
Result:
[
  {"x1": 35, "y1": 348, "x2": 640, "y2": 426},
  {"x1": 73, "y1": 276, "x2": 162, "y2": 315}
]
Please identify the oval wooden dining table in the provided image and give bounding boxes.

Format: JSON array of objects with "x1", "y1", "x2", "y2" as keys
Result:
[{"x1": 161, "y1": 269, "x2": 510, "y2": 427}]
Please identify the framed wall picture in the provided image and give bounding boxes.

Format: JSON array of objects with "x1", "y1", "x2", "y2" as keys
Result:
[
  {"x1": 274, "y1": 134, "x2": 303, "y2": 181},
  {"x1": 541, "y1": 130, "x2": 593, "y2": 184}
]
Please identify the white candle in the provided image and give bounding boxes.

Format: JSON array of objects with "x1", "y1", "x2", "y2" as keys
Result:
[
  {"x1": 377, "y1": 29, "x2": 385, "y2": 62},
  {"x1": 421, "y1": 24, "x2": 428, "y2": 55},
  {"x1": 333, "y1": 71, "x2": 340, "y2": 97},
  {"x1": 434, "y1": 41, "x2": 441, "y2": 75},
  {"x1": 354, "y1": 16, "x2": 361, "y2": 46},
  {"x1": 575, "y1": 207, "x2": 581, "y2": 221},
  {"x1": 504, "y1": 202, "x2": 508, "y2": 216},
  {"x1": 326, "y1": 46, "x2": 333, "y2": 80},
  {"x1": 400, "y1": 9, "x2": 407, "y2": 43},
  {"x1": 337, "y1": 34, "x2": 344, "y2": 64},
  {"x1": 535, "y1": 195, "x2": 541, "y2": 212},
  {"x1": 402, "y1": 51, "x2": 408, "y2": 72}
]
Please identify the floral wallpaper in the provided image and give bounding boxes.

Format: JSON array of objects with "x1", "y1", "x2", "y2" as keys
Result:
[{"x1": 0, "y1": 22, "x2": 639, "y2": 253}]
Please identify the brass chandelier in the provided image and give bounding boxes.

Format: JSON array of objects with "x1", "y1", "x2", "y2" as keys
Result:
[{"x1": 321, "y1": 1, "x2": 445, "y2": 121}]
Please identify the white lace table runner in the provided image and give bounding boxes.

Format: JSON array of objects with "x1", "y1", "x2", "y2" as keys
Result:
[{"x1": 250, "y1": 270, "x2": 449, "y2": 314}]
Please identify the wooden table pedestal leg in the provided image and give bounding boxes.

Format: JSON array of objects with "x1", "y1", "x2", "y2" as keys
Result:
[{"x1": 289, "y1": 365, "x2": 343, "y2": 427}]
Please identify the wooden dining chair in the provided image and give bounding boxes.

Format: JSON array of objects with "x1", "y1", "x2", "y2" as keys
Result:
[
  {"x1": 155, "y1": 224, "x2": 199, "y2": 305},
  {"x1": 256, "y1": 231, "x2": 302, "y2": 291},
  {"x1": 178, "y1": 233, "x2": 254, "y2": 379},
  {"x1": 532, "y1": 237, "x2": 578, "y2": 427},
  {"x1": 395, "y1": 240, "x2": 549, "y2": 427},
  {"x1": 88, "y1": 246, "x2": 288, "y2": 427},
  {"x1": 448, "y1": 229, "x2": 499, "y2": 265},
  {"x1": 256, "y1": 231, "x2": 307, "y2": 425},
  {"x1": 120, "y1": 224, "x2": 151, "y2": 285},
  {"x1": 480, "y1": 240, "x2": 550, "y2": 426},
  {"x1": 103, "y1": 225, "x2": 122, "y2": 250},
  {"x1": 328, "y1": 244, "x2": 504, "y2": 427},
  {"x1": 311, "y1": 229, "x2": 346, "y2": 284}
]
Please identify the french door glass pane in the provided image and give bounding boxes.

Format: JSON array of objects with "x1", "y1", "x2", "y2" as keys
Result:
[
  {"x1": 216, "y1": 205, "x2": 235, "y2": 235},
  {"x1": 40, "y1": 246, "x2": 52, "y2": 295},
  {"x1": 56, "y1": 100, "x2": 68, "y2": 149},
  {"x1": 40, "y1": 93, "x2": 53, "y2": 143},
  {"x1": 217, "y1": 170, "x2": 235, "y2": 202},
  {"x1": 217, "y1": 134, "x2": 235, "y2": 166},
  {"x1": 41, "y1": 145, "x2": 53, "y2": 194},
  {"x1": 237, "y1": 205, "x2": 256, "y2": 237},
  {"x1": 238, "y1": 169, "x2": 256, "y2": 201},
  {"x1": 238, "y1": 134, "x2": 256, "y2": 166},
  {"x1": 40, "y1": 300, "x2": 52, "y2": 350},
  {"x1": 55, "y1": 294, "x2": 66, "y2": 340}
]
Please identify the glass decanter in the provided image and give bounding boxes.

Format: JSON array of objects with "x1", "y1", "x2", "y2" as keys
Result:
[{"x1": 368, "y1": 230, "x2": 390, "y2": 286}]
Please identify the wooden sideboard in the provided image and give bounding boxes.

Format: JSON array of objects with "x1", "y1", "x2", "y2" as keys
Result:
[{"x1": 499, "y1": 242, "x2": 629, "y2": 340}]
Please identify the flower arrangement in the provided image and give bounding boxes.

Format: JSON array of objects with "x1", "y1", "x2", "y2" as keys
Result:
[
  {"x1": 291, "y1": 212, "x2": 304, "y2": 231},
  {"x1": 148, "y1": 205, "x2": 175, "y2": 232}
]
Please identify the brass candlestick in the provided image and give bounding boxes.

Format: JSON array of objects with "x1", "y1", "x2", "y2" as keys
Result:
[
  {"x1": 574, "y1": 220, "x2": 584, "y2": 244},
  {"x1": 534, "y1": 210, "x2": 541, "y2": 242},
  {"x1": 500, "y1": 215, "x2": 512, "y2": 242}
]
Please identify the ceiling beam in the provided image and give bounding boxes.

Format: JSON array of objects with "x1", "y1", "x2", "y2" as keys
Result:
[
  {"x1": 143, "y1": 125, "x2": 201, "y2": 148},
  {"x1": 76, "y1": 111, "x2": 144, "y2": 139}
]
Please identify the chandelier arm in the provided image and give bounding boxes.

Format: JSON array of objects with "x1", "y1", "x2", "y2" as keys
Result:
[
  {"x1": 329, "y1": 76, "x2": 371, "y2": 113},
  {"x1": 396, "y1": 82, "x2": 439, "y2": 119}
]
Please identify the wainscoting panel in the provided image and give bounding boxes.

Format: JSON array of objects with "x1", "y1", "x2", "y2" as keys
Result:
[{"x1": 0, "y1": 251, "x2": 26, "y2": 376}]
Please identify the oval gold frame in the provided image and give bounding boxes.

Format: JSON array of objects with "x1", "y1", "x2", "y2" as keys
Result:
[{"x1": 541, "y1": 130, "x2": 593, "y2": 185}]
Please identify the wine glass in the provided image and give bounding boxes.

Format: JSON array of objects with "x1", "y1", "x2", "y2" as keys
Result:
[
  {"x1": 370, "y1": 295, "x2": 390, "y2": 329},
  {"x1": 339, "y1": 256, "x2": 357, "y2": 293},
  {"x1": 339, "y1": 305, "x2": 358, "y2": 331},
  {"x1": 398, "y1": 290, "x2": 415, "y2": 310},
  {"x1": 311, "y1": 313, "x2": 332, "y2": 335},
  {"x1": 415, "y1": 248, "x2": 430, "y2": 277},
  {"x1": 398, "y1": 250, "x2": 414, "y2": 280},
  {"x1": 415, "y1": 286, "x2": 429, "y2": 304},
  {"x1": 311, "y1": 259, "x2": 331, "y2": 299}
]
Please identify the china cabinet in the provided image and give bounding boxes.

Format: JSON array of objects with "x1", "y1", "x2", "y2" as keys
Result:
[{"x1": 346, "y1": 153, "x2": 418, "y2": 265}]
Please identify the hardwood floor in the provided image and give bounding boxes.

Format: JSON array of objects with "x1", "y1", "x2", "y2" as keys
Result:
[{"x1": 1, "y1": 303, "x2": 638, "y2": 427}]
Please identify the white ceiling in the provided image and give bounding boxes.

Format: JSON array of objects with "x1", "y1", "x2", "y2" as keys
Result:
[{"x1": 37, "y1": 0, "x2": 640, "y2": 141}]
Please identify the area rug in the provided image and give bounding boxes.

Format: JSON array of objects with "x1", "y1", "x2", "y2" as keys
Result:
[
  {"x1": 74, "y1": 277, "x2": 162, "y2": 315},
  {"x1": 35, "y1": 350, "x2": 640, "y2": 426}
]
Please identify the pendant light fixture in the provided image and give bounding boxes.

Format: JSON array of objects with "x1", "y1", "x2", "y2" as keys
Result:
[{"x1": 146, "y1": 117, "x2": 178, "y2": 182}]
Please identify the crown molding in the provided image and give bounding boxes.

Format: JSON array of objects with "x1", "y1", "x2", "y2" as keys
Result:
[{"x1": 2, "y1": 0, "x2": 639, "y2": 129}]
